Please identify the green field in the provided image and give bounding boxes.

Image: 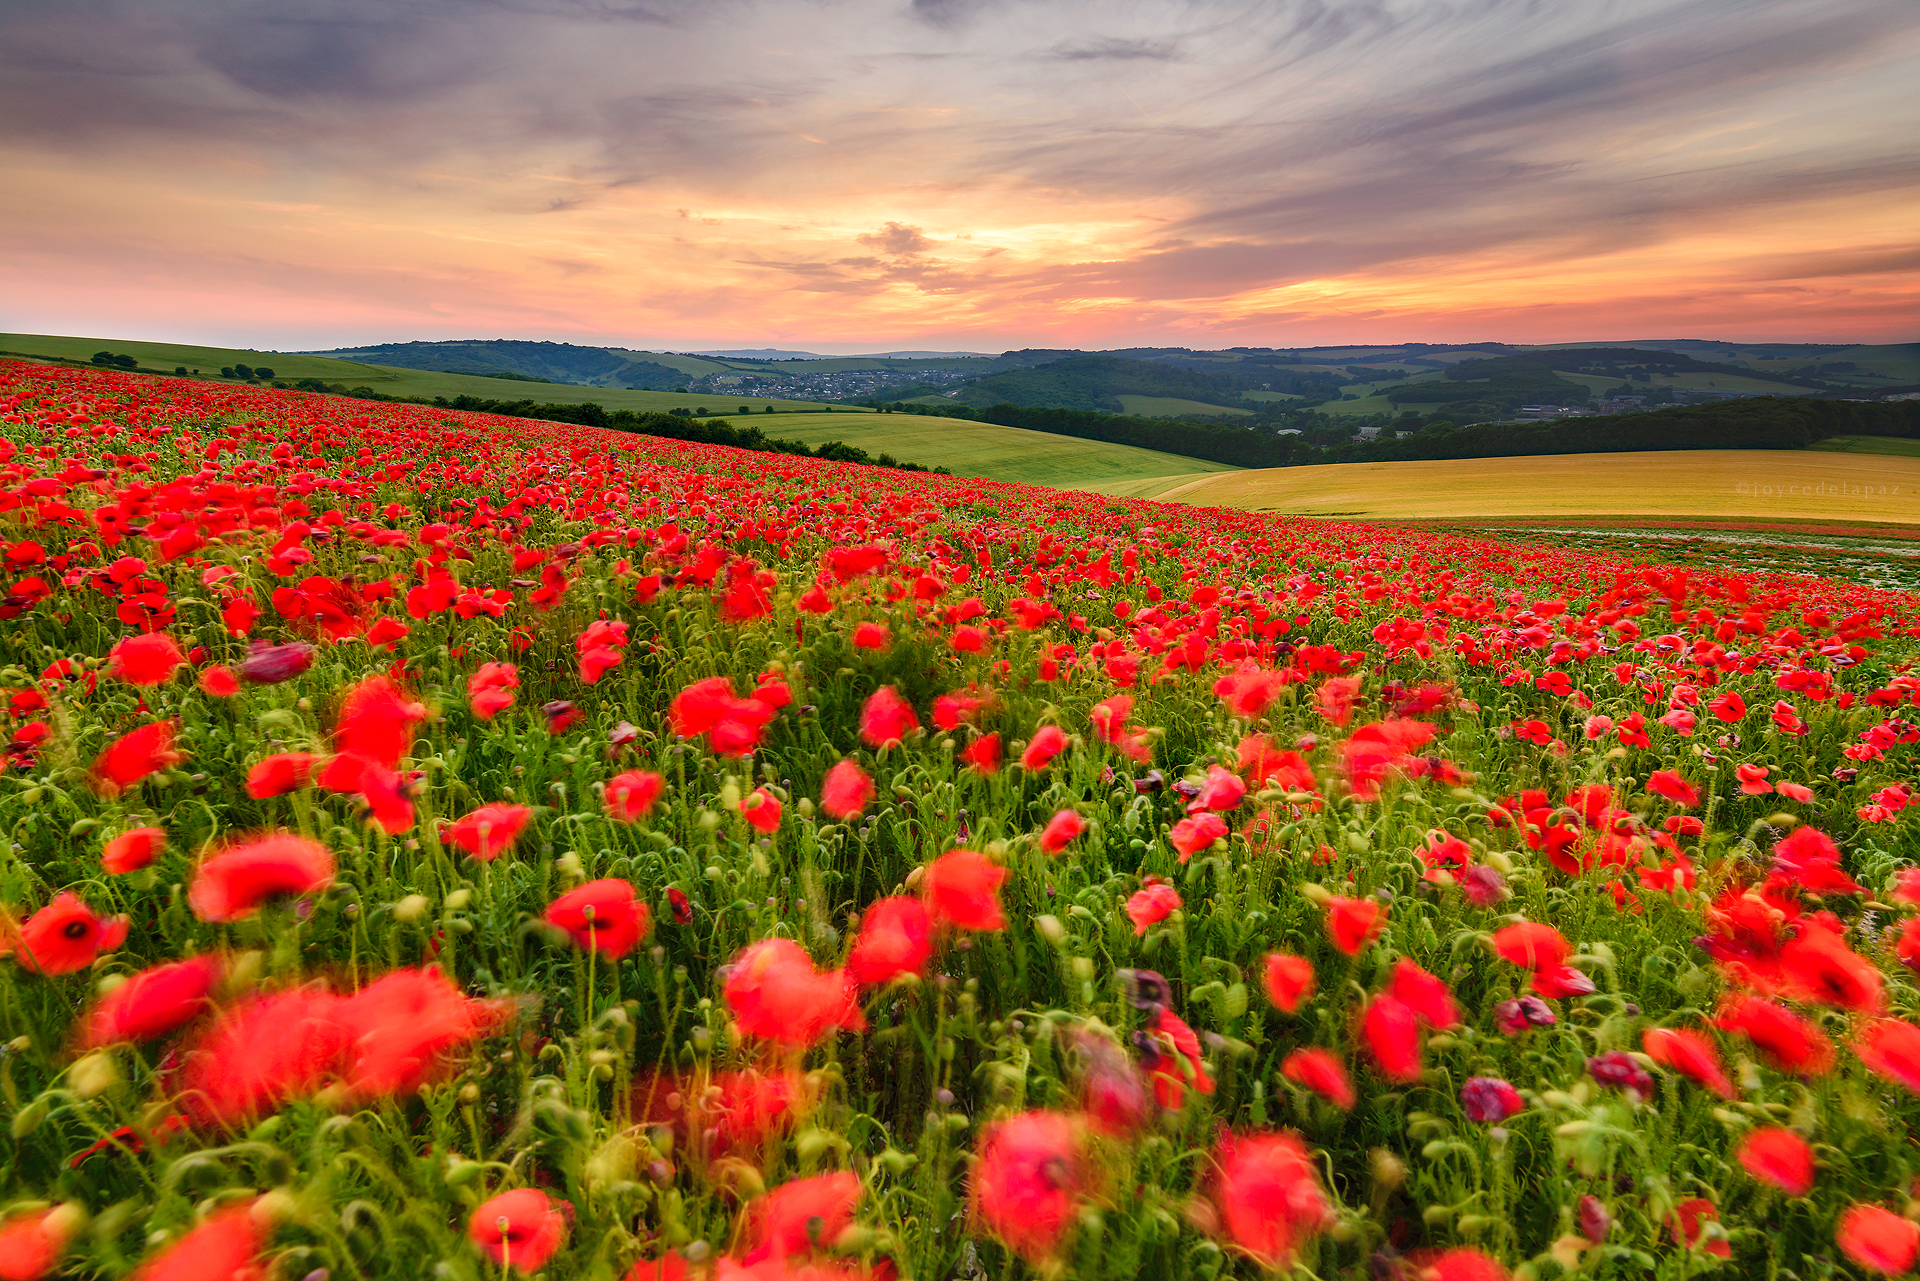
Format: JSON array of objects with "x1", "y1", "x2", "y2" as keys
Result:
[
  {"x1": 740, "y1": 412, "x2": 1239, "y2": 488},
  {"x1": 0, "y1": 333, "x2": 853, "y2": 414},
  {"x1": 1807, "y1": 434, "x2": 1920, "y2": 457},
  {"x1": 1113, "y1": 394, "x2": 1251, "y2": 418}
]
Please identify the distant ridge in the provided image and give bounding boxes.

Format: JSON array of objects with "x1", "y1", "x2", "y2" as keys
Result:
[{"x1": 693, "y1": 348, "x2": 992, "y2": 360}]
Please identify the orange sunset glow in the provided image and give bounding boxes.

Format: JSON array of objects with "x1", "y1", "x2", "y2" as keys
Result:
[{"x1": 2, "y1": 0, "x2": 1917, "y2": 350}]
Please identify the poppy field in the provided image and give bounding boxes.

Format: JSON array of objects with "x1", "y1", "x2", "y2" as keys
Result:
[{"x1": 6, "y1": 359, "x2": 1920, "y2": 1281}]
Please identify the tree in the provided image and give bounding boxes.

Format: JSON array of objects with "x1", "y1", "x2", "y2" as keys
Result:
[
  {"x1": 233, "y1": 363, "x2": 254, "y2": 379},
  {"x1": 739, "y1": 405, "x2": 752, "y2": 415},
  {"x1": 254, "y1": 367, "x2": 275, "y2": 380}
]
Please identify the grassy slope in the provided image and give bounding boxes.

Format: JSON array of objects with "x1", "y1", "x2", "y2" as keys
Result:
[
  {"x1": 0, "y1": 333, "x2": 851, "y2": 413},
  {"x1": 1807, "y1": 435, "x2": 1920, "y2": 458},
  {"x1": 1114, "y1": 449, "x2": 1920, "y2": 524},
  {"x1": 1114, "y1": 395, "x2": 1252, "y2": 418},
  {"x1": 743, "y1": 412, "x2": 1239, "y2": 488}
]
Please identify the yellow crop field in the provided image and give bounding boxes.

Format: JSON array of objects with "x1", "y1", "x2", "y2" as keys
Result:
[{"x1": 1080, "y1": 449, "x2": 1920, "y2": 525}]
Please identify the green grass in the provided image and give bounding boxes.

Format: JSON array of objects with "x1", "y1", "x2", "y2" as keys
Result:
[
  {"x1": 1238, "y1": 390, "x2": 1303, "y2": 402},
  {"x1": 1806, "y1": 434, "x2": 1920, "y2": 457},
  {"x1": 1113, "y1": 395, "x2": 1251, "y2": 418},
  {"x1": 741, "y1": 412, "x2": 1239, "y2": 487},
  {"x1": 0, "y1": 333, "x2": 854, "y2": 414}
]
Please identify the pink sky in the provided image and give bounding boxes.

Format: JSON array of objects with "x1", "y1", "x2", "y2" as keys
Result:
[{"x1": 2, "y1": 0, "x2": 1916, "y2": 353}]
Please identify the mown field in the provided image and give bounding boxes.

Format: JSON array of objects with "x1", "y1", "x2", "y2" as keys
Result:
[
  {"x1": 4, "y1": 361, "x2": 1920, "y2": 1281},
  {"x1": 1090, "y1": 449, "x2": 1920, "y2": 527},
  {"x1": 1809, "y1": 435, "x2": 1920, "y2": 459},
  {"x1": 0, "y1": 334, "x2": 850, "y2": 414},
  {"x1": 746, "y1": 412, "x2": 1241, "y2": 487}
]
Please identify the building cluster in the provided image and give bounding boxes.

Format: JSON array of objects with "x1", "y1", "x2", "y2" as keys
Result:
[{"x1": 677, "y1": 365, "x2": 972, "y2": 402}]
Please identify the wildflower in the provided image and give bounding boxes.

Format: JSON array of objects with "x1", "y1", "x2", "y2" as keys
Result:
[
  {"x1": 101, "y1": 826, "x2": 166, "y2": 873},
  {"x1": 187, "y1": 833, "x2": 335, "y2": 922},
  {"x1": 443, "y1": 803, "x2": 533, "y2": 861},
  {"x1": 1837, "y1": 1204, "x2": 1920, "y2": 1275},
  {"x1": 469, "y1": 1189, "x2": 567, "y2": 1274},
  {"x1": 1646, "y1": 769, "x2": 1699, "y2": 806},
  {"x1": 1737, "y1": 1126, "x2": 1814, "y2": 1196},
  {"x1": 1363, "y1": 995, "x2": 1423, "y2": 1082},
  {"x1": 1460, "y1": 1076, "x2": 1524, "y2": 1122},
  {"x1": 107, "y1": 632, "x2": 183, "y2": 686},
  {"x1": 134, "y1": 1201, "x2": 264, "y2": 1281},
  {"x1": 1324, "y1": 896, "x2": 1386, "y2": 956},
  {"x1": 90, "y1": 720, "x2": 182, "y2": 796},
  {"x1": 1637, "y1": 1027, "x2": 1733, "y2": 1098},
  {"x1": 819, "y1": 759, "x2": 874, "y2": 820},
  {"x1": 1126, "y1": 880, "x2": 1181, "y2": 935},
  {"x1": 12, "y1": 894, "x2": 129, "y2": 976},
  {"x1": 1020, "y1": 725, "x2": 1068, "y2": 771},
  {"x1": 1493, "y1": 995, "x2": 1556, "y2": 1035},
  {"x1": 178, "y1": 988, "x2": 349, "y2": 1125},
  {"x1": 604, "y1": 770, "x2": 664, "y2": 822},
  {"x1": 1670, "y1": 1198, "x2": 1732, "y2": 1258},
  {"x1": 1281, "y1": 1048, "x2": 1355, "y2": 1109},
  {"x1": 1193, "y1": 765, "x2": 1247, "y2": 812},
  {"x1": 1709, "y1": 691, "x2": 1747, "y2": 721},
  {"x1": 543, "y1": 700, "x2": 584, "y2": 734},
  {"x1": 546, "y1": 880, "x2": 651, "y2": 959},
  {"x1": 239, "y1": 640, "x2": 315, "y2": 685},
  {"x1": 199, "y1": 665, "x2": 240, "y2": 697},
  {"x1": 668, "y1": 676, "x2": 776, "y2": 755},
  {"x1": 336, "y1": 967, "x2": 503, "y2": 1101},
  {"x1": 1263, "y1": 953, "x2": 1314, "y2": 1013},
  {"x1": 1418, "y1": 832, "x2": 1473, "y2": 883},
  {"x1": 1169, "y1": 812, "x2": 1229, "y2": 861},
  {"x1": 723, "y1": 939, "x2": 864, "y2": 1046},
  {"x1": 1209, "y1": 1130, "x2": 1329, "y2": 1270},
  {"x1": 1387, "y1": 959, "x2": 1461, "y2": 1029},
  {"x1": 0, "y1": 1205, "x2": 77, "y2": 1281},
  {"x1": 1587, "y1": 1050, "x2": 1655, "y2": 1101},
  {"x1": 1040, "y1": 808, "x2": 1085, "y2": 854},
  {"x1": 960, "y1": 732, "x2": 1002, "y2": 774},
  {"x1": 1577, "y1": 1196, "x2": 1613, "y2": 1243},
  {"x1": 80, "y1": 953, "x2": 223, "y2": 1048},
  {"x1": 846, "y1": 897, "x2": 931, "y2": 985},
  {"x1": 467, "y1": 662, "x2": 518, "y2": 719},
  {"x1": 1073, "y1": 1033, "x2": 1152, "y2": 1135},
  {"x1": 859, "y1": 685, "x2": 918, "y2": 749},
  {"x1": 852, "y1": 621, "x2": 891, "y2": 651},
  {"x1": 1779, "y1": 924, "x2": 1883, "y2": 1012},
  {"x1": 666, "y1": 887, "x2": 693, "y2": 925},
  {"x1": 923, "y1": 849, "x2": 1007, "y2": 931},
  {"x1": 334, "y1": 675, "x2": 426, "y2": 767},
  {"x1": 742, "y1": 1171, "x2": 860, "y2": 1263},
  {"x1": 1459, "y1": 864, "x2": 1507, "y2": 907},
  {"x1": 739, "y1": 786, "x2": 782, "y2": 834},
  {"x1": 1144, "y1": 1006, "x2": 1214, "y2": 1107},
  {"x1": 1714, "y1": 995, "x2": 1835, "y2": 1075},
  {"x1": 244, "y1": 752, "x2": 319, "y2": 800},
  {"x1": 1492, "y1": 922, "x2": 1571, "y2": 971},
  {"x1": 972, "y1": 1112, "x2": 1084, "y2": 1263},
  {"x1": 1855, "y1": 1019, "x2": 1920, "y2": 1095}
]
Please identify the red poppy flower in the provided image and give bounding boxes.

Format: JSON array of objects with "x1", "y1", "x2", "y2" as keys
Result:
[
  {"x1": 1126, "y1": 881, "x2": 1182, "y2": 935},
  {"x1": 1146, "y1": 1006, "x2": 1214, "y2": 1107},
  {"x1": 1643, "y1": 1027, "x2": 1736, "y2": 1098},
  {"x1": 244, "y1": 751, "x2": 319, "y2": 799},
  {"x1": 1837, "y1": 1204, "x2": 1920, "y2": 1275},
  {"x1": 972, "y1": 1112, "x2": 1084, "y2": 1263},
  {"x1": 81, "y1": 953, "x2": 223, "y2": 1048},
  {"x1": 1020, "y1": 725, "x2": 1067, "y2": 771},
  {"x1": 604, "y1": 769, "x2": 664, "y2": 822},
  {"x1": 1263, "y1": 953, "x2": 1314, "y2": 1013},
  {"x1": 107, "y1": 632, "x2": 183, "y2": 686},
  {"x1": 0, "y1": 1205, "x2": 75, "y2": 1281},
  {"x1": 1855, "y1": 1019, "x2": 1920, "y2": 1095},
  {"x1": 859, "y1": 685, "x2": 918, "y2": 749},
  {"x1": 469, "y1": 1189, "x2": 567, "y2": 1274},
  {"x1": 959, "y1": 732, "x2": 1002, "y2": 774},
  {"x1": 723, "y1": 938, "x2": 865, "y2": 1046},
  {"x1": 336, "y1": 967, "x2": 503, "y2": 1102},
  {"x1": 819, "y1": 759, "x2": 874, "y2": 820},
  {"x1": 1074, "y1": 1033, "x2": 1151, "y2": 1136},
  {"x1": 1736, "y1": 1126, "x2": 1814, "y2": 1196},
  {"x1": 923, "y1": 849, "x2": 1007, "y2": 931},
  {"x1": 545, "y1": 879, "x2": 651, "y2": 959},
  {"x1": 466, "y1": 661, "x2": 518, "y2": 720},
  {"x1": 187, "y1": 833, "x2": 335, "y2": 922},
  {"x1": 134, "y1": 1201, "x2": 264, "y2": 1281},
  {"x1": 239, "y1": 641, "x2": 315, "y2": 684},
  {"x1": 1324, "y1": 896, "x2": 1385, "y2": 956},
  {"x1": 1209, "y1": 1130, "x2": 1329, "y2": 1270},
  {"x1": 90, "y1": 719, "x2": 182, "y2": 797},
  {"x1": 846, "y1": 896, "x2": 931, "y2": 986},
  {"x1": 742, "y1": 1171, "x2": 860, "y2": 1263},
  {"x1": 1646, "y1": 769, "x2": 1699, "y2": 807},
  {"x1": 1193, "y1": 765, "x2": 1247, "y2": 812},
  {"x1": 1169, "y1": 812, "x2": 1229, "y2": 861},
  {"x1": 1281, "y1": 1048, "x2": 1355, "y2": 1110},
  {"x1": 739, "y1": 786, "x2": 782, "y2": 833},
  {"x1": 852, "y1": 621, "x2": 891, "y2": 651},
  {"x1": 101, "y1": 826, "x2": 166, "y2": 874},
  {"x1": 1040, "y1": 809, "x2": 1086, "y2": 855},
  {"x1": 199, "y1": 665, "x2": 241, "y2": 698},
  {"x1": 1491, "y1": 922, "x2": 1571, "y2": 971},
  {"x1": 1363, "y1": 994, "x2": 1423, "y2": 1082},
  {"x1": 1669, "y1": 1198, "x2": 1731, "y2": 1257},
  {"x1": 1778, "y1": 925, "x2": 1883, "y2": 1012},
  {"x1": 666, "y1": 887, "x2": 693, "y2": 925},
  {"x1": 667, "y1": 676, "x2": 777, "y2": 756},
  {"x1": 1714, "y1": 995, "x2": 1835, "y2": 1075},
  {"x1": 178, "y1": 988, "x2": 349, "y2": 1126},
  {"x1": 443, "y1": 803, "x2": 532, "y2": 861},
  {"x1": 333, "y1": 674, "x2": 427, "y2": 768},
  {"x1": 12, "y1": 893, "x2": 128, "y2": 976},
  {"x1": 1387, "y1": 959, "x2": 1461, "y2": 1030}
]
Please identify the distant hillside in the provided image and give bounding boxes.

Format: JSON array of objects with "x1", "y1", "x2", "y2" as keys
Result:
[
  {"x1": 947, "y1": 354, "x2": 1254, "y2": 413},
  {"x1": 305, "y1": 339, "x2": 692, "y2": 390}
]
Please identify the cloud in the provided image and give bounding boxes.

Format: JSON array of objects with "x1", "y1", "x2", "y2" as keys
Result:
[{"x1": 857, "y1": 222, "x2": 934, "y2": 256}]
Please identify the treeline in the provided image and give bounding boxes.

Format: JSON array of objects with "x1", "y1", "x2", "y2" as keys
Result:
[{"x1": 875, "y1": 396, "x2": 1920, "y2": 471}]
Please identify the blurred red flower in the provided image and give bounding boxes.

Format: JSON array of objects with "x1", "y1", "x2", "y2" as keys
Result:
[
  {"x1": 1263, "y1": 953, "x2": 1314, "y2": 1013},
  {"x1": 80, "y1": 953, "x2": 223, "y2": 1048},
  {"x1": 742, "y1": 1171, "x2": 860, "y2": 1263},
  {"x1": 723, "y1": 939, "x2": 865, "y2": 1046},
  {"x1": 923, "y1": 850, "x2": 1007, "y2": 932},
  {"x1": 107, "y1": 632, "x2": 183, "y2": 686},
  {"x1": 846, "y1": 896, "x2": 931, "y2": 986},
  {"x1": 1836, "y1": 1204, "x2": 1920, "y2": 1275},
  {"x1": 133, "y1": 1201, "x2": 264, "y2": 1281},
  {"x1": 546, "y1": 879, "x2": 651, "y2": 959},
  {"x1": 12, "y1": 893, "x2": 128, "y2": 976},
  {"x1": 1324, "y1": 896, "x2": 1385, "y2": 956},
  {"x1": 469, "y1": 1188, "x2": 567, "y2": 1274},
  {"x1": 820, "y1": 759, "x2": 875, "y2": 820},
  {"x1": 101, "y1": 826, "x2": 166, "y2": 874},
  {"x1": 187, "y1": 833, "x2": 335, "y2": 922},
  {"x1": 89, "y1": 720, "x2": 182, "y2": 797},
  {"x1": 1736, "y1": 1126, "x2": 1814, "y2": 1196},
  {"x1": 443, "y1": 803, "x2": 532, "y2": 861},
  {"x1": 972, "y1": 1112, "x2": 1083, "y2": 1262},
  {"x1": 604, "y1": 769, "x2": 664, "y2": 822},
  {"x1": 1281, "y1": 1048, "x2": 1354, "y2": 1110},
  {"x1": 1209, "y1": 1130, "x2": 1329, "y2": 1270}
]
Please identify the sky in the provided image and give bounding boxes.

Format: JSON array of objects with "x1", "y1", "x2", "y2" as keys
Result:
[{"x1": 2, "y1": 0, "x2": 1917, "y2": 354}]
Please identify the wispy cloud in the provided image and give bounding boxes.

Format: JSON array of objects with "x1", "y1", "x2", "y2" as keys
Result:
[{"x1": 0, "y1": 0, "x2": 1914, "y2": 348}]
